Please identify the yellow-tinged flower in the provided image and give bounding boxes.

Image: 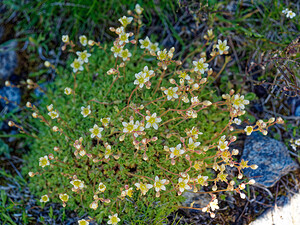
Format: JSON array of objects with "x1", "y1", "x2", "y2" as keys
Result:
[
  {"x1": 187, "y1": 126, "x2": 203, "y2": 139},
  {"x1": 59, "y1": 193, "x2": 69, "y2": 202},
  {"x1": 179, "y1": 71, "x2": 190, "y2": 80},
  {"x1": 188, "y1": 138, "x2": 200, "y2": 151},
  {"x1": 120, "y1": 49, "x2": 132, "y2": 61},
  {"x1": 76, "y1": 50, "x2": 91, "y2": 63},
  {"x1": 78, "y1": 219, "x2": 89, "y2": 225},
  {"x1": 178, "y1": 178, "x2": 190, "y2": 193},
  {"x1": 101, "y1": 117, "x2": 110, "y2": 127},
  {"x1": 48, "y1": 110, "x2": 59, "y2": 119},
  {"x1": 64, "y1": 87, "x2": 72, "y2": 95},
  {"x1": 70, "y1": 179, "x2": 85, "y2": 190},
  {"x1": 157, "y1": 49, "x2": 167, "y2": 61},
  {"x1": 193, "y1": 161, "x2": 202, "y2": 170},
  {"x1": 153, "y1": 176, "x2": 167, "y2": 192},
  {"x1": 70, "y1": 58, "x2": 84, "y2": 73},
  {"x1": 145, "y1": 113, "x2": 161, "y2": 130},
  {"x1": 108, "y1": 213, "x2": 120, "y2": 225},
  {"x1": 89, "y1": 201, "x2": 98, "y2": 210},
  {"x1": 164, "y1": 87, "x2": 178, "y2": 100},
  {"x1": 40, "y1": 194, "x2": 49, "y2": 203},
  {"x1": 89, "y1": 124, "x2": 104, "y2": 139},
  {"x1": 193, "y1": 58, "x2": 209, "y2": 74},
  {"x1": 104, "y1": 145, "x2": 111, "y2": 159},
  {"x1": 62, "y1": 35, "x2": 69, "y2": 43},
  {"x1": 139, "y1": 37, "x2": 151, "y2": 50},
  {"x1": 149, "y1": 42, "x2": 160, "y2": 52},
  {"x1": 169, "y1": 144, "x2": 185, "y2": 158},
  {"x1": 39, "y1": 155, "x2": 50, "y2": 167},
  {"x1": 111, "y1": 45, "x2": 123, "y2": 58},
  {"x1": 233, "y1": 118, "x2": 241, "y2": 125},
  {"x1": 134, "y1": 72, "x2": 149, "y2": 88},
  {"x1": 218, "y1": 139, "x2": 229, "y2": 152},
  {"x1": 216, "y1": 39, "x2": 230, "y2": 55},
  {"x1": 133, "y1": 120, "x2": 144, "y2": 137},
  {"x1": 81, "y1": 105, "x2": 91, "y2": 118},
  {"x1": 118, "y1": 16, "x2": 133, "y2": 27},
  {"x1": 244, "y1": 126, "x2": 253, "y2": 135},
  {"x1": 98, "y1": 182, "x2": 106, "y2": 192},
  {"x1": 135, "y1": 182, "x2": 153, "y2": 195},
  {"x1": 79, "y1": 35, "x2": 87, "y2": 46},
  {"x1": 135, "y1": 4, "x2": 144, "y2": 15},
  {"x1": 122, "y1": 120, "x2": 137, "y2": 133},
  {"x1": 121, "y1": 187, "x2": 134, "y2": 197},
  {"x1": 196, "y1": 175, "x2": 208, "y2": 186}
]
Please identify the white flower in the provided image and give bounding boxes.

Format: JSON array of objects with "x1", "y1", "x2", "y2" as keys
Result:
[
  {"x1": 286, "y1": 10, "x2": 296, "y2": 18},
  {"x1": 233, "y1": 118, "x2": 241, "y2": 125},
  {"x1": 70, "y1": 58, "x2": 84, "y2": 73},
  {"x1": 101, "y1": 117, "x2": 110, "y2": 127},
  {"x1": 164, "y1": 87, "x2": 178, "y2": 100},
  {"x1": 98, "y1": 182, "x2": 106, "y2": 192},
  {"x1": 40, "y1": 195, "x2": 49, "y2": 203},
  {"x1": 59, "y1": 193, "x2": 69, "y2": 202},
  {"x1": 157, "y1": 49, "x2": 167, "y2": 61},
  {"x1": 120, "y1": 49, "x2": 132, "y2": 61},
  {"x1": 122, "y1": 120, "x2": 137, "y2": 133},
  {"x1": 76, "y1": 50, "x2": 91, "y2": 63},
  {"x1": 47, "y1": 104, "x2": 53, "y2": 111},
  {"x1": 170, "y1": 144, "x2": 185, "y2": 158},
  {"x1": 179, "y1": 71, "x2": 190, "y2": 80},
  {"x1": 39, "y1": 156, "x2": 50, "y2": 167},
  {"x1": 62, "y1": 35, "x2": 69, "y2": 43},
  {"x1": 196, "y1": 175, "x2": 208, "y2": 185},
  {"x1": 145, "y1": 113, "x2": 162, "y2": 130},
  {"x1": 64, "y1": 87, "x2": 72, "y2": 95},
  {"x1": 134, "y1": 72, "x2": 149, "y2": 88},
  {"x1": 48, "y1": 110, "x2": 59, "y2": 119},
  {"x1": 178, "y1": 178, "x2": 190, "y2": 193},
  {"x1": 232, "y1": 94, "x2": 249, "y2": 110},
  {"x1": 134, "y1": 120, "x2": 144, "y2": 137},
  {"x1": 153, "y1": 176, "x2": 167, "y2": 192},
  {"x1": 193, "y1": 58, "x2": 209, "y2": 74},
  {"x1": 216, "y1": 39, "x2": 230, "y2": 55},
  {"x1": 89, "y1": 124, "x2": 104, "y2": 138},
  {"x1": 210, "y1": 199, "x2": 219, "y2": 211},
  {"x1": 119, "y1": 31, "x2": 130, "y2": 45},
  {"x1": 118, "y1": 16, "x2": 133, "y2": 27},
  {"x1": 108, "y1": 213, "x2": 120, "y2": 225},
  {"x1": 244, "y1": 126, "x2": 253, "y2": 136},
  {"x1": 282, "y1": 8, "x2": 289, "y2": 14},
  {"x1": 79, "y1": 35, "x2": 87, "y2": 46},
  {"x1": 70, "y1": 179, "x2": 84, "y2": 189},
  {"x1": 139, "y1": 37, "x2": 151, "y2": 50},
  {"x1": 111, "y1": 45, "x2": 123, "y2": 58},
  {"x1": 142, "y1": 66, "x2": 154, "y2": 78},
  {"x1": 89, "y1": 201, "x2": 98, "y2": 210},
  {"x1": 218, "y1": 138, "x2": 229, "y2": 152},
  {"x1": 295, "y1": 139, "x2": 300, "y2": 146},
  {"x1": 135, "y1": 4, "x2": 144, "y2": 15},
  {"x1": 78, "y1": 219, "x2": 89, "y2": 225},
  {"x1": 104, "y1": 145, "x2": 112, "y2": 159},
  {"x1": 81, "y1": 105, "x2": 91, "y2": 117},
  {"x1": 149, "y1": 42, "x2": 160, "y2": 52}
]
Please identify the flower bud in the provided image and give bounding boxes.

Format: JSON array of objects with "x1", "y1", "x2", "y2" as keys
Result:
[
  {"x1": 28, "y1": 172, "x2": 34, "y2": 177},
  {"x1": 32, "y1": 112, "x2": 38, "y2": 118},
  {"x1": 212, "y1": 185, "x2": 217, "y2": 191},
  {"x1": 54, "y1": 146, "x2": 59, "y2": 151},
  {"x1": 202, "y1": 101, "x2": 212, "y2": 106},
  {"x1": 240, "y1": 192, "x2": 246, "y2": 199},
  {"x1": 232, "y1": 149, "x2": 239, "y2": 155},
  {"x1": 52, "y1": 126, "x2": 59, "y2": 132},
  {"x1": 250, "y1": 164, "x2": 258, "y2": 169},
  {"x1": 26, "y1": 102, "x2": 32, "y2": 108},
  {"x1": 5, "y1": 81, "x2": 10, "y2": 86},
  {"x1": 44, "y1": 61, "x2": 51, "y2": 67},
  {"x1": 169, "y1": 78, "x2": 175, "y2": 84},
  {"x1": 248, "y1": 179, "x2": 255, "y2": 185},
  {"x1": 238, "y1": 173, "x2": 243, "y2": 179},
  {"x1": 8, "y1": 121, "x2": 14, "y2": 127}
]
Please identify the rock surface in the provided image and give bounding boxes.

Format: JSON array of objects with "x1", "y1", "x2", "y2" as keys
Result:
[
  {"x1": 0, "y1": 86, "x2": 21, "y2": 112},
  {"x1": 241, "y1": 132, "x2": 298, "y2": 188},
  {"x1": 0, "y1": 39, "x2": 18, "y2": 80},
  {"x1": 251, "y1": 193, "x2": 300, "y2": 225}
]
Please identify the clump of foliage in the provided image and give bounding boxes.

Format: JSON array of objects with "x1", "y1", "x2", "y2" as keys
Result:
[{"x1": 6, "y1": 5, "x2": 284, "y2": 225}]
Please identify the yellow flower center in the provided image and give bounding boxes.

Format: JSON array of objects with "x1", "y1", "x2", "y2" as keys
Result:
[
  {"x1": 127, "y1": 124, "x2": 134, "y2": 131},
  {"x1": 80, "y1": 52, "x2": 87, "y2": 60},
  {"x1": 148, "y1": 117, "x2": 155, "y2": 124},
  {"x1": 127, "y1": 189, "x2": 133, "y2": 197},
  {"x1": 74, "y1": 61, "x2": 80, "y2": 69},
  {"x1": 143, "y1": 40, "x2": 149, "y2": 47},
  {"x1": 138, "y1": 77, "x2": 145, "y2": 84},
  {"x1": 83, "y1": 108, "x2": 89, "y2": 115},
  {"x1": 179, "y1": 181, "x2": 186, "y2": 189},
  {"x1": 219, "y1": 43, "x2": 226, "y2": 51},
  {"x1": 173, "y1": 148, "x2": 180, "y2": 156},
  {"x1": 41, "y1": 158, "x2": 48, "y2": 166},
  {"x1": 120, "y1": 34, "x2": 127, "y2": 41},
  {"x1": 155, "y1": 181, "x2": 162, "y2": 188},
  {"x1": 197, "y1": 62, "x2": 204, "y2": 70},
  {"x1": 73, "y1": 180, "x2": 81, "y2": 187},
  {"x1": 42, "y1": 196, "x2": 48, "y2": 201},
  {"x1": 111, "y1": 216, "x2": 118, "y2": 224},
  {"x1": 93, "y1": 128, "x2": 99, "y2": 135},
  {"x1": 61, "y1": 195, "x2": 68, "y2": 201},
  {"x1": 102, "y1": 118, "x2": 108, "y2": 124},
  {"x1": 167, "y1": 89, "x2": 174, "y2": 96},
  {"x1": 122, "y1": 51, "x2": 128, "y2": 58}
]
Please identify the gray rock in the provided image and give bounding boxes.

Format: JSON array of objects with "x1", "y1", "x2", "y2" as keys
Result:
[
  {"x1": 0, "y1": 40, "x2": 18, "y2": 80},
  {"x1": 295, "y1": 105, "x2": 300, "y2": 117},
  {"x1": 0, "y1": 86, "x2": 21, "y2": 112},
  {"x1": 241, "y1": 132, "x2": 298, "y2": 188},
  {"x1": 182, "y1": 191, "x2": 211, "y2": 213}
]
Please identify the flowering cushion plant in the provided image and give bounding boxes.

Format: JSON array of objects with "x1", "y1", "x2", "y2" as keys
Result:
[{"x1": 14, "y1": 4, "x2": 285, "y2": 224}]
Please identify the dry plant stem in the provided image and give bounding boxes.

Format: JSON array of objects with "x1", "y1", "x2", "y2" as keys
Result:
[
  {"x1": 127, "y1": 86, "x2": 139, "y2": 108},
  {"x1": 154, "y1": 70, "x2": 166, "y2": 95},
  {"x1": 73, "y1": 73, "x2": 77, "y2": 103},
  {"x1": 106, "y1": 74, "x2": 120, "y2": 97}
]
